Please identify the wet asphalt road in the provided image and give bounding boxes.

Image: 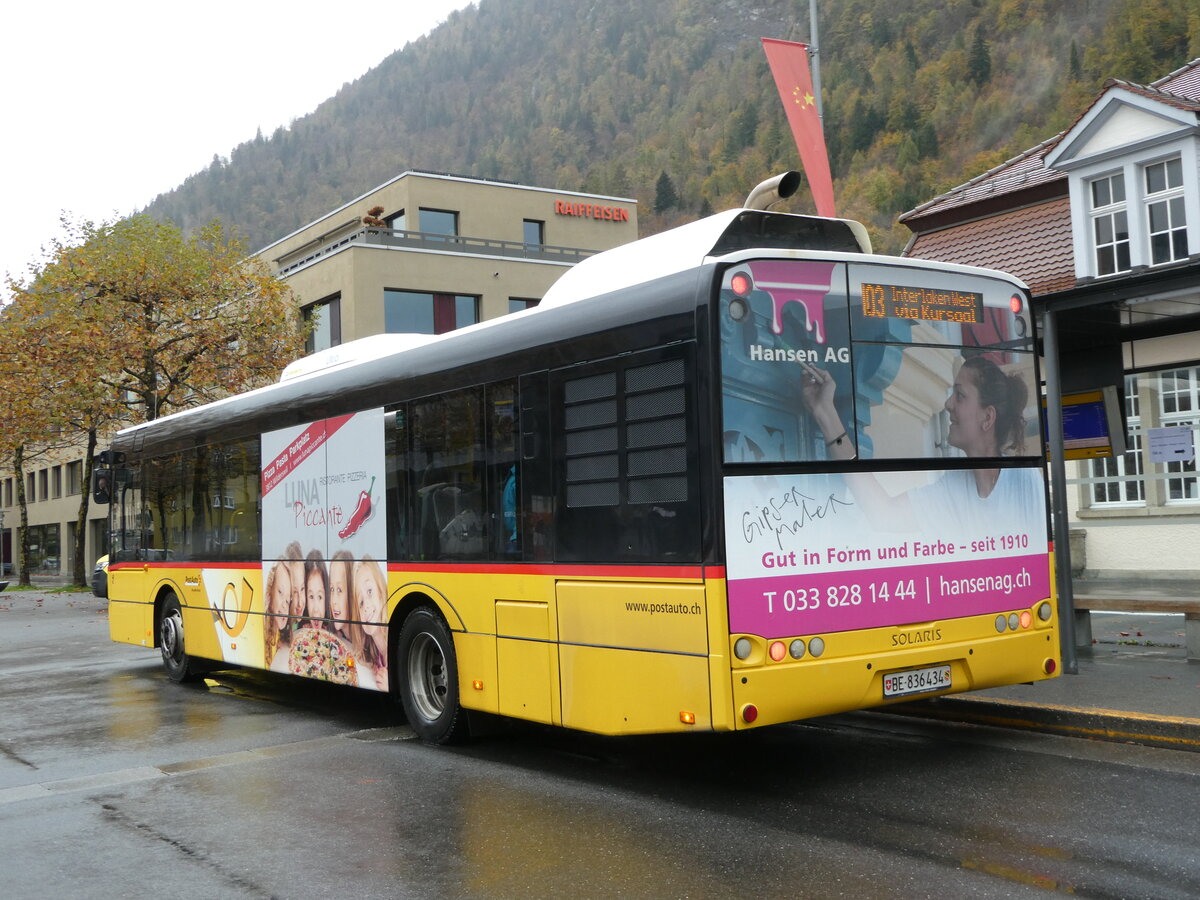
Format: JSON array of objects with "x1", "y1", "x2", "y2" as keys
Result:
[{"x1": 2, "y1": 589, "x2": 1199, "y2": 899}]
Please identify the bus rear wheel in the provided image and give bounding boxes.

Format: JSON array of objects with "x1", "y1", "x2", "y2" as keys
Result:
[
  {"x1": 397, "y1": 607, "x2": 465, "y2": 744},
  {"x1": 159, "y1": 593, "x2": 201, "y2": 683}
]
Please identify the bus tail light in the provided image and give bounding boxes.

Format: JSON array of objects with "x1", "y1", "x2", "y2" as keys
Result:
[
  {"x1": 1037, "y1": 601, "x2": 1053, "y2": 622},
  {"x1": 730, "y1": 271, "x2": 753, "y2": 297},
  {"x1": 808, "y1": 636, "x2": 825, "y2": 658},
  {"x1": 1019, "y1": 610, "x2": 1033, "y2": 629},
  {"x1": 769, "y1": 641, "x2": 786, "y2": 661}
]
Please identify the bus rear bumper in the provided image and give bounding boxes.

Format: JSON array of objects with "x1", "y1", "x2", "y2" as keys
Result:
[{"x1": 729, "y1": 627, "x2": 1060, "y2": 730}]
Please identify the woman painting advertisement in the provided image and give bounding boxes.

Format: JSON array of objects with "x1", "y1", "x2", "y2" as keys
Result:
[{"x1": 800, "y1": 352, "x2": 1042, "y2": 538}]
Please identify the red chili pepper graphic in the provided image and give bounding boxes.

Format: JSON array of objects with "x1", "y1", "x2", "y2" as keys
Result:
[{"x1": 338, "y1": 476, "x2": 375, "y2": 540}]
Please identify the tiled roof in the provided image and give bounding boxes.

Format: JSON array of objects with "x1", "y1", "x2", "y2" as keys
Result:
[
  {"x1": 905, "y1": 197, "x2": 1076, "y2": 295},
  {"x1": 1103, "y1": 78, "x2": 1200, "y2": 112},
  {"x1": 1152, "y1": 57, "x2": 1200, "y2": 97},
  {"x1": 898, "y1": 135, "x2": 1065, "y2": 223}
]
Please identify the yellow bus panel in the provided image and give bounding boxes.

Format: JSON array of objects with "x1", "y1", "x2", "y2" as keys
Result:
[
  {"x1": 559, "y1": 644, "x2": 710, "y2": 735},
  {"x1": 556, "y1": 580, "x2": 707, "y2": 654},
  {"x1": 108, "y1": 598, "x2": 155, "y2": 647}
]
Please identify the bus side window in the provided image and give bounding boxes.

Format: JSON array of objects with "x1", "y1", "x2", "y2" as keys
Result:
[
  {"x1": 412, "y1": 388, "x2": 487, "y2": 560},
  {"x1": 386, "y1": 408, "x2": 410, "y2": 560},
  {"x1": 487, "y1": 381, "x2": 519, "y2": 559}
]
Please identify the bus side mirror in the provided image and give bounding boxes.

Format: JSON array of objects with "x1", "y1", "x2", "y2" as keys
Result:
[{"x1": 93, "y1": 468, "x2": 113, "y2": 505}]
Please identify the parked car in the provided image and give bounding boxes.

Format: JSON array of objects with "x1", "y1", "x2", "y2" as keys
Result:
[{"x1": 92, "y1": 555, "x2": 109, "y2": 598}]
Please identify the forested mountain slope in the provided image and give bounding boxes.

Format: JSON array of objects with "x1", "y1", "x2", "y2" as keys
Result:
[{"x1": 142, "y1": 0, "x2": 1200, "y2": 254}]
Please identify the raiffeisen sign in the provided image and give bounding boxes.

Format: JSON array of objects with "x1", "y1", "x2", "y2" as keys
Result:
[{"x1": 554, "y1": 199, "x2": 631, "y2": 221}]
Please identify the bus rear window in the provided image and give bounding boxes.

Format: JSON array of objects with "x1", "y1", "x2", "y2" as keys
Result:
[{"x1": 720, "y1": 259, "x2": 1038, "y2": 465}]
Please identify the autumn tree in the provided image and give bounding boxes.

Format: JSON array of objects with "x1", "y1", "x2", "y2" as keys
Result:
[
  {"x1": 2, "y1": 214, "x2": 308, "y2": 585},
  {"x1": 0, "y1": 305, "x2": 63, "y2": 586}
]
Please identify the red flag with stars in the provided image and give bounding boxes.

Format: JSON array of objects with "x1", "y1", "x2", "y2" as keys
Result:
[{"x1": 762, "y1": 38, "x2": 836, "y2": 217}]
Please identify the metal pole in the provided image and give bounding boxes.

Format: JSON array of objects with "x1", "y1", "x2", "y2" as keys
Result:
[
  {"x1": 1042, "y1": 309, "x2": 1078, "y2": 674},
  {"x1": 809, "y1": 0, "x2": 823, "y2": 119}
]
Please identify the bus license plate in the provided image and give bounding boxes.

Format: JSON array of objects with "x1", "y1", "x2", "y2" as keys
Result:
[{"x1": 882, "y1": 664, "x2": 952, "y2": 698}]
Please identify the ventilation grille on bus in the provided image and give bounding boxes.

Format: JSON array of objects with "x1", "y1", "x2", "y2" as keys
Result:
[{"x1": 563, "y1": 358, "x2": 688, "y2": 508}]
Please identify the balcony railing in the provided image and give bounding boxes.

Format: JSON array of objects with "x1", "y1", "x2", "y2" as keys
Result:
[{"x1": 273, "y1": 224, "x2": 597, "y2": 277}]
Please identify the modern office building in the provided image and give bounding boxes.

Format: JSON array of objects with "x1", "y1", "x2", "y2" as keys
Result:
[{"x1": 257, "y1": 170, "x2": 638, "y2": 352}]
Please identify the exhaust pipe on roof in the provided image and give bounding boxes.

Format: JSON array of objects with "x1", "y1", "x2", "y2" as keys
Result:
[{"x1": 744, "y1": 171, "x2": 803, "y2": 211}]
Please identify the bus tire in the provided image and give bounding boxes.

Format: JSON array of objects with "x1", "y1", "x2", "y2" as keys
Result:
[
  {"x1": 159, "y1": 593, "x2": 201, "y2": 683},
  {"x1": 397, "y1": 607, "x2": 465, "y2": 744}
]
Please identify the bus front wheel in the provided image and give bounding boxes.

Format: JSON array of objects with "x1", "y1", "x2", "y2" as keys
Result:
[
  {"x1": 159, "y1": 593, "x2": 201, "y2": 683},
  {"x1": 397, "y1": 607, "x2": 465, "y2": 744}
]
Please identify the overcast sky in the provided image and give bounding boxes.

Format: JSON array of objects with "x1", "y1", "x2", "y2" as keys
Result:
[{"x1": 1, "y1": 1, "x2": 475, "y2": 294}]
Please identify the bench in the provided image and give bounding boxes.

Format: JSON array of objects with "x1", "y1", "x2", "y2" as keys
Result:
[{"x1": 1072, "y1": 594, "x2": 1200, "y2": 662}]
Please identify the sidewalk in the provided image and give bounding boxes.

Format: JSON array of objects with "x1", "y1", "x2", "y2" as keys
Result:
[{"x1": 894, "y1": 600, "x2": 1200, "y2": 752}]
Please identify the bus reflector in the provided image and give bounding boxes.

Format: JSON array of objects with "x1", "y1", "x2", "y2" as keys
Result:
[
  {"x1": 1044, "y1": 658, "x2": 1057, "y2": 675},
  {"x1": 769, "y1": 641, "x2": 786, "y2": 661},
  {"x1": 741, "y1": 704, "x2": 758, "y2": 724},
  {"x1": 472, "y1": 680, "x2": 484, "y2": 691},
  {"x1": 680, "y1": 711, "x2": 696, "y2": 725}
]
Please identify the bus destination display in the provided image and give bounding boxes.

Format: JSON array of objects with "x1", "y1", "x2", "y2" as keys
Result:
[{"x1": 861, "y1": 282, "x2": 983, "y2": 324}]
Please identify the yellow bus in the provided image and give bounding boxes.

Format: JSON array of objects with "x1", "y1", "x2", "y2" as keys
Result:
[{"x1": 99, "y1": 174, "x2": 1059, "y2": 743}]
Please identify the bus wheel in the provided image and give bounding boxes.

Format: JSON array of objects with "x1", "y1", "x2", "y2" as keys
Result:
[
  {"x1": 159, "y1": 593, "x2": 200, "y2": 683},
  {"x1": 397, "y1": 607, "x2": 465, "y2": 744}
]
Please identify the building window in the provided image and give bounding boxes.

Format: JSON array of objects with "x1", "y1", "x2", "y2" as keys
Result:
[
  {"x1": 509, "y1": 297, "x2": 540, "y2": 314},
  {"x1": 27, "y1": 523, "x2": 60, "y2": 573},
  {"x1": 523, "y1": 219, "x2": 545, "y2": 246},
  {"x1": 1084, "y1": 367, "x2": 1199, "y2": 512},
  {"x1": 303, "y1": 295, "x2": 342, "y2": 354},
  {"x1": 1090, "y1": 172, "x2": 1130, "y2": 276},
  {"x1": 419, "y1": 208, "x2": 459, "y2": 238},
  {"x1": 1145, "y1": 157, "x2": 1188, "y2": 266},
  {"x1": 385, "y1": 210, "x2": 406, "y2": 231},
  {"x1": 385, "y1": 290, "x2": 478, "y2": 335},
  {"x1": 52, "y1": 466, "x2": 62, "y2": 499},
  {"x1": 67, "y1": 461, "x2": 82, "y2": 495},
  {"x1": 1158, "y1": 367, "x2": 1199, "y2": 502},
  {"x1": 1089, "y1": 376, "x2": 1144, "y2": 506},
  {"x1": 27, "y1": 473, "x2": 36, "y2": 502},
  {"x1": 3, "y1": 477, "x2": 11, "y2": 507}
]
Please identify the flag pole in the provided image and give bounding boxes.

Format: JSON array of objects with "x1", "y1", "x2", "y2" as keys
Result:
[{"x1": 809, "y1": 0, "x2": 823, "y2": 120}]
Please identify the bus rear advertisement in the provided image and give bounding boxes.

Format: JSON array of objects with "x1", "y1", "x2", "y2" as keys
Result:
[{"x1": 100, "y1": 176, "x2": 1058, "y2": 742}]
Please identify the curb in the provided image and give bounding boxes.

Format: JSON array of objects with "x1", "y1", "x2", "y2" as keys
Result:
[{"x1": 883, "y1": 694, "x2": 1200, "y2": 753}]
